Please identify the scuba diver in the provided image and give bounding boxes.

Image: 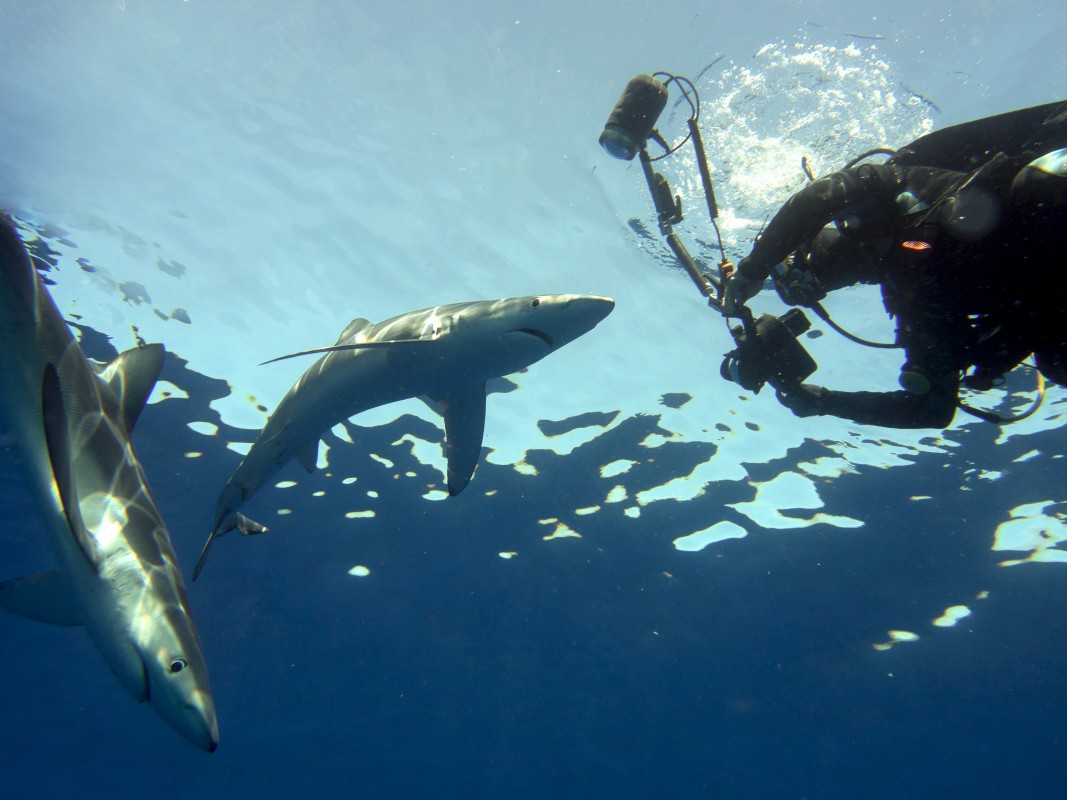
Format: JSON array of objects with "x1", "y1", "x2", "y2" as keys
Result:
[
  {"x1": 721, "y1": 101, "x2": 1067, "y2": 429},
  {"x1": 598, "y1": 74, "x2": 1066, "y2": 430}
]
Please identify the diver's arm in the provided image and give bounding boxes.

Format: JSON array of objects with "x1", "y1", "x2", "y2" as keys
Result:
[
  {"x1": 736, "y1": 164, "x2": 906, "y2": 283},
  {"x1": 780, "y1": 306, "x2": 965, "y2": 429},
  {"x1": 791, "y1": 384, "x2": 958, "y2": 429}
]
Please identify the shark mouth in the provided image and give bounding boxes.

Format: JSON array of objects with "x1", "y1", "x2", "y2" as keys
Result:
[{"x1": 514, "y1": 328, "x2": 555, "y2": 350}]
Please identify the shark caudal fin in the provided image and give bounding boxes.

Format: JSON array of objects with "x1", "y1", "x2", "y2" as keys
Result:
[{"x1": 191, "y1": 512, "x2": 269, "y2": 581}]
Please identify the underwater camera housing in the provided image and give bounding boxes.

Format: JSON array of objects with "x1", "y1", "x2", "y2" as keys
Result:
[
  {"x1": 721, "y1": 309, "x2": 818, "y2": 393},
  {"x1": 599, "y1": 74, "x2": 670, "y2": 161}
]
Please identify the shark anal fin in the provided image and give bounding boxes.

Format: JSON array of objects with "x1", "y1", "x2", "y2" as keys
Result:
[
  {"x1": 41, "y1": 362, "x2": 99, "y2": 571},
  {"x1": 429, "y1": 384, "x2": 487, "y2": 496},
  {"x1": 0, "y1": 570, "x2": 84, "y2": 626},
  {"x1": 486, "y1": 376, "x2": 519, "y2": 396},
  {"x1": 295, "y1": 440, "x2": 319, "y2": 473},
  {"x1": 95, "y1": 344, "x2": 165, "y2": 431}
]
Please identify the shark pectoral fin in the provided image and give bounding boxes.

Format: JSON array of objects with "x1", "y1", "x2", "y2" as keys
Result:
[
  {"x1": 295, "y1": 440, "x2": 319, "y2": 473},
  {"x1": 192, "y1": 512, "x2": 269, "y2": 581},
  {"x1": 96, "y1": 343, "x2": 165, "y2": 431},
  {"x1": 41, "y1": 363, "x2": 99, "y2": 571},
  {"x1": 429, "y1": 384, "x2": 487, "y2": 496},
  {"x1": 0, "y1": 570, "x2": 84, "y2": 626}
]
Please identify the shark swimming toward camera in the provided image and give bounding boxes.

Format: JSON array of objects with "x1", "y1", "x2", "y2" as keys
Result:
[
  {"x1": 0, "y1": 216, "x2": 218, "y2": 752},
  {"x1": 192, "y1": 293, "x2": 615, "y2": 579}
]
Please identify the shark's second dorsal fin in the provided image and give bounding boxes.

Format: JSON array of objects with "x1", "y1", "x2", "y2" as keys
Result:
[
  {"x1": 0, "y1": 570, "x2": 84, "y2": 626},
  {"x1": 336, "y1": 317, "x2": 371, "y2": 344},
  {"x1": 95, "y1": 344, "x2": 165, "y2": 431},
  {"x1": 41, "y1": 362, "x2": 99, "y2": 571},
  {"x1": 427, "y1": 384, "x2": 488, "y2": 496}
]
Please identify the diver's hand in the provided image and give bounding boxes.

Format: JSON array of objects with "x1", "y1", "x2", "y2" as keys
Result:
[
  {"x1": 775, "y1": 383, "x2": 827, "y2": 418},
  {"x1": 720, "y1": 259, "x2": 763, "y2": 316}
]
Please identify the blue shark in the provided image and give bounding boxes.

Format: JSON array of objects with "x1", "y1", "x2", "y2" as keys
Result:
[
  {"x1": 193, "y1": 294, "x2": 615, "y2": 579},
  {"x1": 0, "y1": 217, "x2": 218, "y2": 752}
]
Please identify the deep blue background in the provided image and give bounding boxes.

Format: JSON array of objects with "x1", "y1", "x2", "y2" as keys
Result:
[{"x1": 5, "y1": 342, "x2": 1064, "y2": 798}]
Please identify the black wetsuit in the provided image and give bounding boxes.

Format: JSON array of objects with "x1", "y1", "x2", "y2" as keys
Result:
[{"x1": 736, "y1": 158, "x2": 1065, "y2": 428}]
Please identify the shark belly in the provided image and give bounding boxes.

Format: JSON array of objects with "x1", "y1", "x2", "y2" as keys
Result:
[{"x1": 223, "y1": 347, "x2": 435, "y2": 513}]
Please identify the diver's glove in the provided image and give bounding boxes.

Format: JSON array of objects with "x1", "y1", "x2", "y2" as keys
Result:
[
  {"x1": 775, "y1": 383, "x2": 827, "y2": 418},
  {"x1": 720, "y1": 258, "x2": 764, "y2": 316}
]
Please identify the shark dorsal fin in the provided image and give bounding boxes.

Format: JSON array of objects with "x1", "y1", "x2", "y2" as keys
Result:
[
  {"x1": 41, "y1": 362, "x2": 100, "y2": 571},
  {"x1": 336, "y1": 317, "x2": 372, "y2": 344},
  {"x1": 0, "y1": 570, "x2": 84, "y2": 627},
  {"x1": 95, "y1": 344, "x2": 165, "y2": 431},
  {"x1": 427, "y1": 384, "x2": 487, "y2": 496}
]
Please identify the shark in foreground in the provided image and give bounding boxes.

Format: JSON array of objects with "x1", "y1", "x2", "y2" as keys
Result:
[
  {"x1": 193, "y1": 293, "x2": 615, "y2": 579},
  {"x1": 0, "y1": 217, "x2": 218, "y2": 752}
]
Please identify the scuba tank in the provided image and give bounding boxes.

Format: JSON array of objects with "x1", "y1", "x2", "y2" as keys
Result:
[
  {"x1": 889, "y1": 99, "x2": 1067, "y2": 423},
  {"x1": 889, "y1": 99, "x2": 1067, "y2": 172}
]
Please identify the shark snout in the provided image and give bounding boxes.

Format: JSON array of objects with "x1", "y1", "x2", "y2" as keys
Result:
[
  {"x1": 548, "y1": 294, "x2": 615, "y2": 347},
  {"x1": 159, "y1": 686, "x2": 218, "y2": 753},
  {"x1": 140, "y1": 625, "x2": 219, "y2": 752},
  {"x1": 191, "y1": 689, "x2": 220, "y2": 753},
  {"x1": 581, "y1": 295, "x2": 615, "y2": 323}
]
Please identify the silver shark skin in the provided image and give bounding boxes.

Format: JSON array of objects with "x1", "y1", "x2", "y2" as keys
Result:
[
  {"x1": 0, "y1": 217, "x2": 217, "y2": 752},
  {"x1": 193, "y1": 293, "x2": 614, "y2": 579}
]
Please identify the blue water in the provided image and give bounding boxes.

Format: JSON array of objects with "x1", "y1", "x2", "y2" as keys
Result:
[{"x1": 2, "y1": 1, "x2": 1067, "y2": 798}]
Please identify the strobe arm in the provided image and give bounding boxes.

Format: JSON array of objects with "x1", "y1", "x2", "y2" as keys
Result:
[{"x1": 637, "y1": 147, "x2": 723, "y2": 309}]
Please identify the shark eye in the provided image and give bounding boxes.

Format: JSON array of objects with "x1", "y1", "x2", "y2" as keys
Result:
[
  {"x1": 169, "y1": 658, "x2": 187, "y2": 674},
  {"x1": 530, "y1": 297, "x2": 541, "y2": 309}
]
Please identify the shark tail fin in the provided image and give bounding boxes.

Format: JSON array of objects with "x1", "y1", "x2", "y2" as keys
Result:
[{"x1": 191, "y1": 512, "x2": 269, "y2": 581}]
